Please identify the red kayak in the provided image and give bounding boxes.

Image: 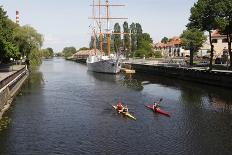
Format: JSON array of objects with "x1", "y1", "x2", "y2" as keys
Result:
[{"x1": 145, "y1": 105, "x2": 170, "y2": 117}]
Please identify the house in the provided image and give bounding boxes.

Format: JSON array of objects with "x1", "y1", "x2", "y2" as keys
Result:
[
  {"x1": 211, "y1": 30, "x2": 229, "y2": 57},
  {"x1": 153, "y1": 37, "x2": 189, "y2": 57},
  {"x1": 73, "y1": 49, "x2": 101, "y2": 63}
]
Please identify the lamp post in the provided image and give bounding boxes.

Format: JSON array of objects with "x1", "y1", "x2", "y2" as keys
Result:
[{"x1": 10, "y1": 58, "x2": 13, "y2": 71}]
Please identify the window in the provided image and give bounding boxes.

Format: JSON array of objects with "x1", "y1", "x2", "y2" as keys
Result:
[
  {"x1": 212, "y1": 39, "x2": 218, "y2": 43},
  {"x1": 222, "y1": 38, "x2": 228, "y2": 43}
]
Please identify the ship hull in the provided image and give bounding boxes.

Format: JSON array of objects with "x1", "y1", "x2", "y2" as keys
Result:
[{"x1": 87, "y1": 59, "x2": 121, "y2": 74}]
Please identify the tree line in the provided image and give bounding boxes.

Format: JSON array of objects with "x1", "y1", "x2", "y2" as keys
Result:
[
  {"x1": 0, "y1": 6, "x2": 54, "y2": 67},
  {"x1": 182, "y1": 0, "x2": 232, "y2": 69},
  {"x1": 89, "y1": 22, "x2": 154, "y2": 58}
]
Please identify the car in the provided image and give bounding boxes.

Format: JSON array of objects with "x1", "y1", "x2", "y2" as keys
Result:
[{"x1": 215, "y1": 58, "x2": 222, "y2": 64}]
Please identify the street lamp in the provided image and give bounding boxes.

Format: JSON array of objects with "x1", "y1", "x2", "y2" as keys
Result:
[{"x1": 10, "y1": 58, "x2": 13, "y2": 71}]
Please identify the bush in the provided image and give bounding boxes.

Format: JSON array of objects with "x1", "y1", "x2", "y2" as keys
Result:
[{"x1": 154, "y1": 50, "x2": 162, "y2": 58}]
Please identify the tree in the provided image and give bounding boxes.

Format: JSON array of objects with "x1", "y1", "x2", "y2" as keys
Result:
[
  {"x1": 62, "y1": 47, "x2": 76, "y2": 58},
  {"x1": 14, "y1": 25, "x2": 43, "y2": 57},
  {"x1": 0, "y1": 7, "x2": 19, "y2": 63},
  {"x1": 215, "y1": 0, "x2": 232, "y2": 68},
  {"x1": 47, "y1": 47, "x2": 54, "y2": 57},
  {"x1": 161, "y1": 37, "x2": 169, "y2": 43},
  {"x1": 113, "y1": 23, "x2": 121, "y2": 53},
  {"x1": 14, "y1": 25, "x2": 43, "y2": 66},
  {"x1": 135, "y1": 23, "x2": 143, "y2": 48},
  {"x1": 130, "y1": 23, "x2": 137, "y2": 53},
  {"x1": 136, "y1": 33, "x2": 153, "y2": 58},
  {"x1": 181, "y1": 28, "x2": 207, "y2": 66},
  {"x1": 123, "y1": 21, "x2": 130, "y2": 57},
  {"x1": 78, "y1": 47, "x2": 89, "y2": 51},
  {"x1": 187, "y1": 0, "x2": 218, "y2": 70}
]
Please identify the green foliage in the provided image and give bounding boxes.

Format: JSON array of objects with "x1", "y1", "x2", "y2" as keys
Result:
[
  {"x1": 180, "y1": 28, "x2": 206, "y2": 51},
  {"x1": 154, "y1": 51, "x2": 162, "y2": 58},
  {"x1": 78, "y1": 47, "x2": 89, "y2": 51},
  {"x1": 41, "y1": 48, "x2": 53, "y2": 58},
  {"x1": 28, "y1": 49, "x2": 43, "y2": 69},
  {"x1": 62, "y1": 47, "x2": 76, "y2": 58},
  {"x1": 123, "y1": 21, "x2": 130, "y2": 56},
  {"x1": 161, "y1": 37, "x2": 169, "y2": 43},
  {"x1": 215, "y1": 0, "x2": 232, "y2": 67},
  {"x1": 188, "y1": 0, "x2": 218, "y2": 69},
  {"x1": 46, "y1": 47, "x2": 54, "y2": 57},
  {"x1": 0, "y1": 7, "x2": 19, "y2": 62},
  {"x1": 113, "y1": 23, "x2": 121, "y2": 53},
  {"x1": 181, "y1": 28, "x2": 206, "y2": 66},
  {"x1": 130, "y1": 23, "x2": 137, "y2": 53}
]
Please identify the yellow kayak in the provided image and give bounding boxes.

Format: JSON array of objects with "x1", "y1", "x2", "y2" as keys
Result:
[{"x1": 112, "y1": 105, "x2": 136, "y2": 120}]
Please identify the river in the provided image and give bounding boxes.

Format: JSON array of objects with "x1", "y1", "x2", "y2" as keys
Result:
[{"x1": 0, "y1": 58, "x2": 231, "y2": 155}]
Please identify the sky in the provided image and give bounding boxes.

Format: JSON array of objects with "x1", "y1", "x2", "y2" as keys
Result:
[{"x1": 1, "y1": 0, "x2": 197, "y2": 52}]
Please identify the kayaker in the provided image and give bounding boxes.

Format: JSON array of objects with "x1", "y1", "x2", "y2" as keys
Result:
[
  {"x1": 153, "y1": 102, "x2": 158, "y2": 110},
  {"x1": 153, "y1": 98, "x2": 162, "y2": 109},
  {"x1": 123, "y1": 105, "x2": 128, "y2": 113},
  {"x1": 117, "y1": 102, "x2": 124, "y2": 113}
]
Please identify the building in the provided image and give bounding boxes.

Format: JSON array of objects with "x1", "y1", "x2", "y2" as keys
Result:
[
  {"x1": 153, "y1": 37, "x2": 189, "y2": 57},
  {"x1": 73, "y1": 49, "x2": 101, "y2": 63},
  {"x1": 211, "y1": 30, "x2": 228, "y2": 57}
]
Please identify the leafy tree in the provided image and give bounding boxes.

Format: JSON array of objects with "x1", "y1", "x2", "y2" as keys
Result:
[
  {"x1": 161, "y1": 37, "x2": 169, "y2": 43},
  {"x1": 89, "y1": 35, "x2": 95, "y2": 49},
  {"x1": 113, "y1": 23, "x2": 121, "y2": 53},
  {"x1": 78, "y1": 47, "x2": 89, "y2": 51},
  {"x1": 215, "y1": 0, "x2": 232, "y2": 67},
  {"x1": 188, "y1": 0, "x2": 218, "y2": 70},
  {"x1": 0, "y1": 7, "x2": 19, "y2": 63},
  {"x1": 135, "y1": 23, "x2": 143, "y2": 48},
  {"x1": 136, "y1": 33, "x2": 153, "y2": 58},
  {"x1": 47, "y1": 47, "x2": 54, "y2": 57},
  {"x1": 130, "y1": 23, "x2": 137, "y2": 53},
  {"x1": 14, "y1": 25, "x2": 43, "y2": 67},
  {"x1": 180, "y1": 28, "x2": 207, "y2": 66},
  {"x1": 62, "y1": 47, "x2": 76, "y2": 58},
  {"x1": 123, "y1": 21, "x2": 130, "y2": 57}
]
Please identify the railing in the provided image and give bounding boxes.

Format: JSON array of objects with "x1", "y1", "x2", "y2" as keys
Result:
[{"x1": 0, "y1": 66, "x2": 26, "y2": 90}]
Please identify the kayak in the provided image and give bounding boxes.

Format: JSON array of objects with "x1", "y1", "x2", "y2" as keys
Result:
[
  {"x1": 112, "y1": 105, "x2": 136, "y2": 120},
  {"x1": 145, "y1": 105, "x2": 170, "y2": 117}
]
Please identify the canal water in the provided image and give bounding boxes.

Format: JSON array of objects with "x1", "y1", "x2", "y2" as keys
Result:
[{"x1": 0, "y1": 58, "x2": 231, "y2": 155}]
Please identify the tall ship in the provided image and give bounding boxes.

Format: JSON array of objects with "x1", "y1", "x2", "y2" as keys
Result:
[{"x1": 86, "y1": 0, "x2": 128, "y2": 74}]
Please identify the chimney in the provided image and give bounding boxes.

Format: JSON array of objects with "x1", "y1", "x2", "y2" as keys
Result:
[{"x1": 16, "y1": 10, "x2": 19, "y2": 24}]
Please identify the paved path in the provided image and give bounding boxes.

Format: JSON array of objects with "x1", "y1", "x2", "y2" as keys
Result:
[{"x1": 0, "y1": 65, "x2": 25, "y2": 82}]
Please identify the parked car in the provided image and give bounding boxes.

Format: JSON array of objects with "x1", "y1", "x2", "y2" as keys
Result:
[
  {"x1": 197, "y1": 61, "x2": 209, "y2": 66},
  {"x1": 215, "y1": 58, "x2": 222, "y2": 64}
]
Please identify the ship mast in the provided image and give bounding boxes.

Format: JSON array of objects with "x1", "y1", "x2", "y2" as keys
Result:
[
  {"x1": 92, "y1": 0, "x2": 97, "y2": 55},
  {"x1": 90, "y1": 0, "x2": 128, "y2": 57}
]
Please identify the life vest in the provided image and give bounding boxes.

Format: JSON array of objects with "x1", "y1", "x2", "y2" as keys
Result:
[{"x1": 117, "y1": 103, "x2": 123, "y2": 110}]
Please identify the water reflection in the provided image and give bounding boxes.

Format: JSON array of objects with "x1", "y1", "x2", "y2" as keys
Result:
[
  {"x1": 133, "y1": 73, "x2": 232, "y2": 112},
  {"x1": 120, "y1": 74, "x2": 143, "y2": 91},
  {"x1": 23, "y1": 70, "x2": 44, "y2": 94},
  {"x1": 88, "y1": 72, "x2": 144, "y2": 91}
]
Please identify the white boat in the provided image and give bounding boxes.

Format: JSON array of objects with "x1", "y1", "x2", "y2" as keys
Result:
[
  {"x1": 86, "y1": 0, "x2": 126, "y2": 74},
  {"x1": 86, "y1": 55, "x2": 121, "y2": 74}
]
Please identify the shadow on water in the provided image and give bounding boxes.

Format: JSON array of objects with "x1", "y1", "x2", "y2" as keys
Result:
[
  {"x1": 133, "y1": 72, "x2": 232, "y2": 112},
  {"x1": 87, "y1": 72, "x2": 144, "y2": 91}
]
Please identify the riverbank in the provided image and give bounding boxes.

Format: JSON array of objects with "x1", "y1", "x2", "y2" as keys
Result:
[
  {"x1": 0, "y1": 65, "x2": 28, "y2": 120},
  {"x1": 124, "y1": 59, "x2": 232, "y2": 88}
]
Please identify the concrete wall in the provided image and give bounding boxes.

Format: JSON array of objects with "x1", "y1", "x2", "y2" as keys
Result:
[
  {"x1": 131, "y1": 64, "x2": 232, "y2": 88},
  {"x1": 0, "y1": 67, "x2": 28, "y2": 119}
]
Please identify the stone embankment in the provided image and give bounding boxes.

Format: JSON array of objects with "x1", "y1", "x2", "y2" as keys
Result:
[
  {"x1": 0, "y1": 65, "x2": 28, "y2": 120},
  {"x1": 124, "y1": 59, "x2": 232, "y2": 88}
]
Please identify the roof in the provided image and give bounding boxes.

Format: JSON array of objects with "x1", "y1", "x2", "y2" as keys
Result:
[
  {"x1": 74, "y1": 49, "x2": 101, "y2": 56},
  {"x1": 154, "y1": 37, "x2": 181, "y2": 48},
  {"x1": 211, "y1": 30, "x2": 227, "y2": 38}
]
